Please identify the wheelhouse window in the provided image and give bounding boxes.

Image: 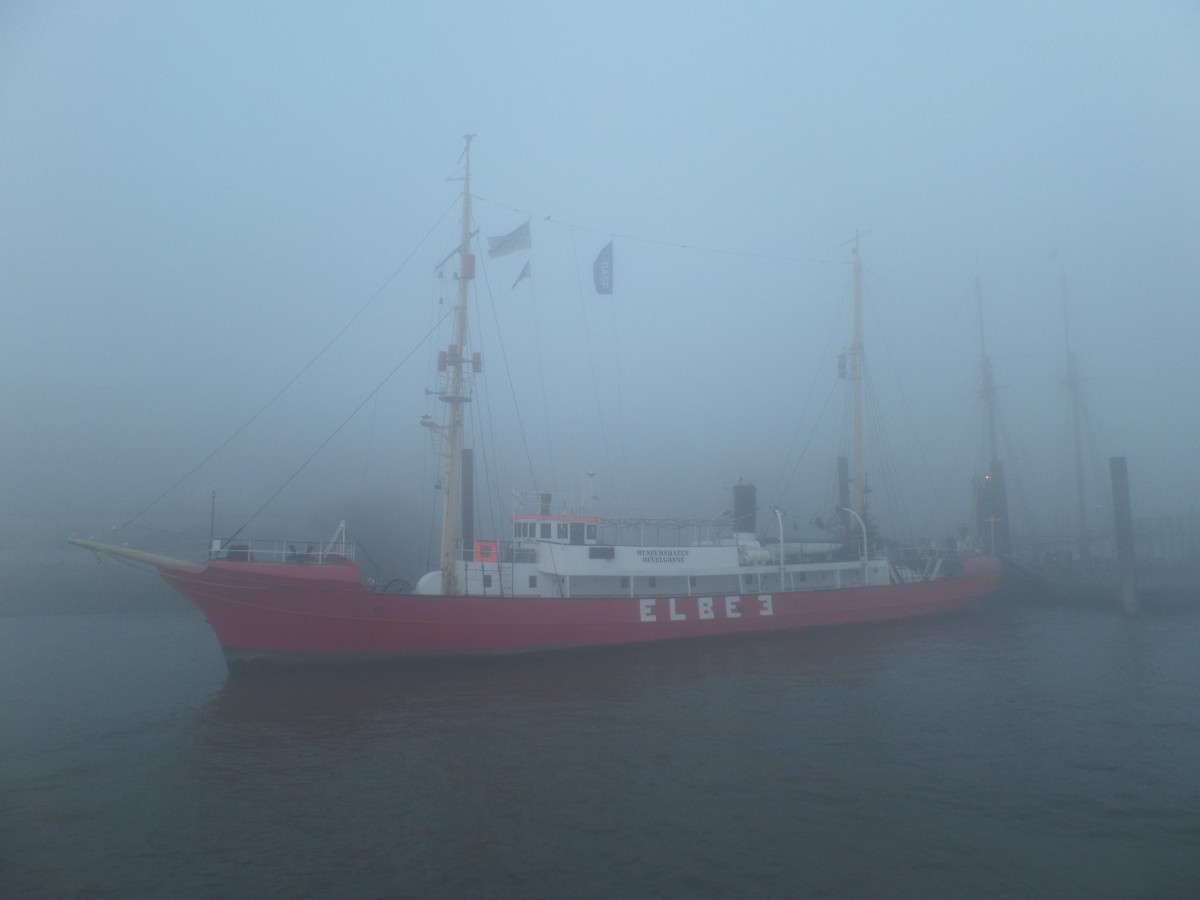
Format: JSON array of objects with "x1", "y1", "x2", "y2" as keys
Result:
[{"x1": 540, "y1": 523, "x2": 551, "y2": 539}]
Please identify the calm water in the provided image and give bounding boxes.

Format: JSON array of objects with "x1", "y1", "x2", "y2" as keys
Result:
[{"x1": 2, "y1": 584, "x2": 1198, "y2": 898}]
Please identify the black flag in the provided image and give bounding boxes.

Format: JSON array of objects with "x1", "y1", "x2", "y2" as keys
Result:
[
  {"x1": 511, "y1": 260, "x2": 531, "y2": 289},
  {"x1": 593, "y1": 241, "x2": 613, "y2": 294}
]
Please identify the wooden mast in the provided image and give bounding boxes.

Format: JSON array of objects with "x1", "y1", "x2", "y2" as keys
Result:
[
  {"x1": 851, "y1": 234, "x2": 865, "y2": 528},
  {"x1": 438, "y1": 134, "x2": 475, "y2": 595}
]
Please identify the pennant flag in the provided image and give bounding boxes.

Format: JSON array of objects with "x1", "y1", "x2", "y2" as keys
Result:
[
  {"x1": 593, "y1": 241, "x2": 613, "y2": 294},
  {"x1": 487, "y1": 221, "x2": 531, "y2": 258},
  {"x1": 511, "y1": 260, "x2": 531, "y2": 289}
]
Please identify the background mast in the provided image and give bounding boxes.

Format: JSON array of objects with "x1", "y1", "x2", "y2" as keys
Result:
[{"x1": 851, "y1": 234, "x2": 865, "y2": 529}]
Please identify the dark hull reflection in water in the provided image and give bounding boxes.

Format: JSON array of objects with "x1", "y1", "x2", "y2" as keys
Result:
[{"x1": 3, "y1": 601, "x2": 1199, "y2": 898}]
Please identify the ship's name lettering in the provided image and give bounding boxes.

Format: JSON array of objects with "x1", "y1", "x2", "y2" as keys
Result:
[
  {"x1": 636, "y1": 549, "x2": 690, "y2": 563},
  {"x1": 638, "y1": 595, "x2": 774, "y2": 623}
]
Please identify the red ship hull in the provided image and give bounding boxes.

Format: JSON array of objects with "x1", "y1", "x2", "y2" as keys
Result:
[{"x1": 160, "y1": 555, "x2": 1003, "y2": 664}]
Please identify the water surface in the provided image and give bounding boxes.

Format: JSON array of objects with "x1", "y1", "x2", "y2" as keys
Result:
[{"x1": 3, "y1": 588, "x2": 1198, "y2": 897}]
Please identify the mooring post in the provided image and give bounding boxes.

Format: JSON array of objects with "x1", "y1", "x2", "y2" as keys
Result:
[{"x1": 1110, "y1": 456, "x2": 1138, "y2": 614}]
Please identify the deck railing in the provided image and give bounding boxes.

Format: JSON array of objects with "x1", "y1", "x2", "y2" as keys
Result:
[
  {"x1": 209, "y1": 520, "x2": 356, "y2": 565},
  {"x1": 210, "y1": 538, "x2": 357, "y2": 564}
]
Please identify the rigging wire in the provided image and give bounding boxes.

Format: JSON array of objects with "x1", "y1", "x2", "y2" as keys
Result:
[
  {"x1": 474, "y1": 375, "x2": 502, "y2": 558},
  {"x1": 358, "y1": 392, "x2": 379, "y2": 496},
  {"x1": 770, "y1": 273, "x2": 852, "y2": 507},
  {"x1": 225, "y1": 311, "x2": 451, "y2": 542},
  {"x1": 525, "y1": 245, "x2": 558, "y2": 493},
  {"x1": 569, "y1": 226, "x2": 616, "y2": 497},
  {"x1": 119, "y1": 521, "x2": 210, "y2": 542},
  {"x1": 464, "y1": 265, "x2": 502, "y2": 560},
  {"x1": 863, "y1": 365, "x2": 920, "y2": 541},
  {"x1": 473, "y1": 238, "x2": 541, "y2": 494},
  {"x1": 1056, "y1": 363, "x2": 1111, "y2": 544},
  {"x1": 472, "y1": 233, "x2": 566, "y2": 594},
  {"x1": 473, "y1": 194, "x2": 837, "y2": 266},
  {"x1": 991, "y1": 392, "x2": 1042, "y2": 541},
  {"x1": 815, "y1": 267, "x2": 926, "y2": 543},
  {"x1": 119, "y1": 195, "x2": 461, "y2": 531},
  {"x1": 475, "y1": 193, "x2": 847, "y2": 513},
  {"x1": 606, "y1": 251, "x2": 629, "y2": 502},
  {"x1": 863, "y1": 281, "x2": 949, "y2": 541},
  {"x1": 422, "y1": 270, "x2": 449, "y2": 572},
  {"x1": 774, "y1": 375, "x2": 842, "y2": 524}
]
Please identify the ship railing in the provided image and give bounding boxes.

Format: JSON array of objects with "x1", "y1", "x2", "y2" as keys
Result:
[
  {"x1": 885, "y1": 541, "x2": 964, "y2": 581},
  {"x1": 209, "y1": 519, "x2": 355, "y2": 564},
  {"x1": 509, "y1": 490, "x2": 735, "y2": 543},
  {"x1": 209, "y1": 536, "x2": 356, "y2": 565},
  {"x1": 456, "y1": 542, "x2": 535, "y2": 564},
  {"x1": 511, "y1": 489, "x2": 601, "y2": 519}
]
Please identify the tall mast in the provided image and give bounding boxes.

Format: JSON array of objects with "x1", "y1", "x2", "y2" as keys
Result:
[
  {"x1": 851, "y1": 234, "x2": 865, "y2": 525},
  {"x1": 1062, "y1": 272, "x2": 1088, "y2": 559},
  {"x1": 438, "y1": 134, "x2": 475, "y2": 594},
  {"x1": 975, "y1": 273, "x2": 1011, "y2": 556},
  {"x1": 977, "y1": 273, "x2": 998, "y2": 465}
]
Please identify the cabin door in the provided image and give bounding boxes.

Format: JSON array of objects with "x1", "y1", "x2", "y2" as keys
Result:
[{"x1": 569, "y1": 522, "x2": 585, "y2": 545}]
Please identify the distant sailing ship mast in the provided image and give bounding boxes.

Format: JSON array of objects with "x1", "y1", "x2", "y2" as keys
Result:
[
  {"x1": 835, "y1": 233, "x2": 868, "y2": 554},
  {"x1": 1062, "y1": 272, "x2": 1089, "y2": 561},
  {"x1": 974, "y1": 274, "x2": 1011, "y2": 556}
]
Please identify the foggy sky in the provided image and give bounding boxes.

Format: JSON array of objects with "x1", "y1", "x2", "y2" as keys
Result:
[{"x1": 3, "y1": 1, "x2": 1198, "y2": 558}]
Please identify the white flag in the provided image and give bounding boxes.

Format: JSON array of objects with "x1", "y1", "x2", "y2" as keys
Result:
[{"x1": 487, "y1": 221, "x2": 531, "y2": 258}]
